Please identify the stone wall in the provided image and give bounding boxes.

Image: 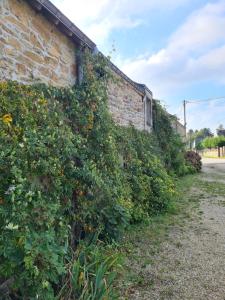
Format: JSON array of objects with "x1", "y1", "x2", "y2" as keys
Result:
[
  {"x1": 0, "y1": 0, "x2": 149, "y2": 132},
  {"x1": 108, "y1": 71, "x2": 145, "y2": 131},
  {"x1": 0, "y1": 0, "x2": 77, "y2": 86}
]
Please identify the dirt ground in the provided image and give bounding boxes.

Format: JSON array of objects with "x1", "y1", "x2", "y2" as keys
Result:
[
  {"x1": 202, "y1": 157, "x2": 225, "y2": 174},
  {"x1": 120, "y1": 158, "x2": 225, "y2": 300}
]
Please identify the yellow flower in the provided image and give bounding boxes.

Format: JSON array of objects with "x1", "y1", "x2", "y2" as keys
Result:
[
  {"x1": 0, "y1": 82, "x2": 8, "y2": 90},
  {"x1": 78, "y1": 190, "x2": 84, "y2": 196},
  {"x1": 84, "y1": 225, "x2": 93, "y2": 232},
  {"x1": 2, "y1": 114, "x2": 12, "y2": 125},
  {"x1": 79, "y1": 272, "x2": 84, "y2": 285},
  {"x1": 38, "y1": 98, "x2": 48, "y2": 105}
]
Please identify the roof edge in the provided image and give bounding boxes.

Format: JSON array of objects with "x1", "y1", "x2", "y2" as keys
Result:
[
  {"x1": 27, "y1": 0, "x2": 96, "y2": 49},
  {"x1": 107, "y1": 59, "x2": 146, "y2": 96},
  {"x1": 25, "y1": 0, "x2": 152, "y2": 97}
]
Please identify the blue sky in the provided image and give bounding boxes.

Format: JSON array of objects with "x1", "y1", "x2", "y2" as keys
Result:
[{"x1": 52, "y1": 0, "x2": 225, "y2": 133}]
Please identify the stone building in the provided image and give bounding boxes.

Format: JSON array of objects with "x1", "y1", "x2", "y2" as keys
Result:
[{"x1": 0, "y1": 0, "x2": 153, "y2": 132}]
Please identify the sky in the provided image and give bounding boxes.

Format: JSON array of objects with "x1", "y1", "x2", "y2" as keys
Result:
[{"x1": 52, "y1": 0, "x2": 225, "y2": 133}]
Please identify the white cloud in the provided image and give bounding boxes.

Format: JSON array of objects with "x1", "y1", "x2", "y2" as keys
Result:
[
  {"x1": 121, "y1": 1, "x2": 225, "y2": 98},
  {"x1": 52, "y1": 0, "x2": 189, "y2": 45},
  {"x1": 51, "y1": 0, "x2": 225, "y2": 131}
]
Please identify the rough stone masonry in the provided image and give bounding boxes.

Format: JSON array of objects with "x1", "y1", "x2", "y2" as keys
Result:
[
  {"x1": 0, "y1": 0, "x2": 77, "y2": 86},
  {"x1": 108, "y1": 72, "x2": 145, "y2": 131},
  {"x1": 0, "y1": 0, "x2": 152, "y2": 132}
]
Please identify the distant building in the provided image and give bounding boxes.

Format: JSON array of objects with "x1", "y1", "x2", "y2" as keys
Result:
[{"x1": 217, "y1": 127, "x2": 225, "y2": 137}]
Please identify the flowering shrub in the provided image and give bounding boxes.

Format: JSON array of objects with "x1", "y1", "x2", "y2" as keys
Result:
[
  {"x1": 0, "y1": 82, "x2": 76, "y2": 298},
  {"x1": 0, "y1": 53, "x2": 184, "y2": 298}
]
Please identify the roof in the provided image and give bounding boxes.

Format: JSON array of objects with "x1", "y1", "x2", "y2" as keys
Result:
[
  {"x1": 135, "y1": 83, "x2": 152, "y2": 97},
  {"x1": 107, "y1": 60, "x2": 147, "y2": 96},
  {"x1": 28, "y1": 0, "x2": 96, "y2": 49},
  {"x1": 26, "y1": 0, "x2": 152, "y2": 96}
]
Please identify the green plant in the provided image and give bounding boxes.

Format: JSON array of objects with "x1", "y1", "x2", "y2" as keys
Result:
[
  {"x1": 115, "y1": 126, "x2": 176, "y2": 222},
  {"x1": 152, "y1": 101, "x2": 188, "y2": 176},
  {"x1": 202, "y1": 136, "x2": 225, "y2": 149},
  {"x1": 0, "y1": 82, "x2": 76, "y2": 298},
  {"x1": 58, "y1": 239, "x2": 119, "y2": 300},
  {"x1": 0, "y1": 51, "x2": 187, "y2": 298},
  {"x1": 0, "y1": 57, "x2": 128, "y2": 297}
]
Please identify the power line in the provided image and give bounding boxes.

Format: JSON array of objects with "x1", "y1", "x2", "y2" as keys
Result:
[
  {"x1": 156, "y1": 95, "x2": 225, "y2": 106},
  {"x1": 183, "y1": 96, "x2": 225, "y2": 134},
  {"x1": 156, "y1": 95, "x2": 225, "y2": 107},
  {"x1": 156, "y1": 96, "x2": 225, "y2": 134},
  {"x1": 186, "y1": 96, "x2": 225, "y2": 104}
]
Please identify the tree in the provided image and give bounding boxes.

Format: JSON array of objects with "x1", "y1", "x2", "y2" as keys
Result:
[
  {"x1": 202, "y1": 136, "x2": 225, "y2": 157},
  {"x1": 196, "y1": 128, "x2": 213, "y2": 139},
  {"x1": 189, "y1": 128, "x2": 213, "y2": 150},
  {"x1": 195, "y1": 142, "x2": 204, "y2": 151},
  {"x1": 217, "y1": 124, "x2": 225, "y2": 137}
]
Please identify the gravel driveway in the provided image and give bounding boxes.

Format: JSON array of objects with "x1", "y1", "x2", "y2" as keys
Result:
[
  {"x1": 202, "y1": 157, "x2": 225, "y2": 173},
  {"x1": 121, "y1": 158, "x2": 225, "y2": 300}
]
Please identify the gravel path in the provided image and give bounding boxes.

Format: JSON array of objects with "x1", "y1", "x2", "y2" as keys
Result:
[{"x1": 121, "y1": 158, "x2": 225, "y2": 300}]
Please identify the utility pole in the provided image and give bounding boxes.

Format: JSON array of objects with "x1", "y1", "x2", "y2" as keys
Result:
[
  {"x1": 180, "y1": 96, "x2": 225, "y2": 142},
  {"x1": 183, "y1": 100, "x2": 187, "y2": 138}
]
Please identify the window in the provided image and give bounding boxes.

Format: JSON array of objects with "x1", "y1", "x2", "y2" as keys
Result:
[{"x1": 146, "y1": 98, "x2": 152, "y2": 127}]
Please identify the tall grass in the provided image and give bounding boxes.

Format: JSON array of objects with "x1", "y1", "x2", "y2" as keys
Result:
[{"x1": 57, "y1": 240, "x2": 120, "y2": 300}]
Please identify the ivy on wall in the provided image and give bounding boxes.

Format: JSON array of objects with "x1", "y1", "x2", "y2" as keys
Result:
[
  {"x1": 0, "y1": 53, "x2": 190, "y2": 299},
  {"x1": 153, "y1": 100, "x2": 190, "y2": 176}
]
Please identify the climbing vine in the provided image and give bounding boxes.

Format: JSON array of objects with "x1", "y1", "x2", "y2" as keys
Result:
[
  {"x1": 0, "y1": 52, "x2": 189, "y2": 299},
  {"x1": 153, "y1": 100, "x2": 189, "y2": 176}
]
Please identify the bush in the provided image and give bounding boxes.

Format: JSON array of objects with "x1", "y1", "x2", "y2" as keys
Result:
[
  {"x1": 0, "y1": 82, "x2": 75, "y2": 299},
  {"x1": 115, "y1": 127, "x2": 176, "y2": 222},
  {"x1": 0, "y1": 79, "x2": 178, "y2": 297},
  {"x1": 185, "y1": 151, "x2": 202, "y2": 172},
  {"x1": 0, "y1": 52, "x2": 186, "y2": 297},
  {"x1": 152, "y1": 101, "x2": 188, "y2": 176}
]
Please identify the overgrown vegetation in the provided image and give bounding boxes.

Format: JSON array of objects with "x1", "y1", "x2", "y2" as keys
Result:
[
  {"x1": 0, "y1": 53, "x2": 192, "y2": 299},
  {"x1": 185, "y1": 151, "x2": 202, "y2": 172},
  {"x1": 153, "y1": 101, "x2": 189, "y2": 176}
]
